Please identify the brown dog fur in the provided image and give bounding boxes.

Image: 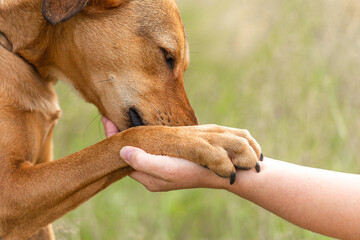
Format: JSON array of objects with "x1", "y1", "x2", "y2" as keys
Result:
[{"x1": 0, "y1": 0, "x2": 261, "y2": 239}]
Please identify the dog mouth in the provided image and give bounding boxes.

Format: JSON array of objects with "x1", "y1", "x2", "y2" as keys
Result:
[{"x1": 129, "y1": 107, "x2": 145, "y2": 128}]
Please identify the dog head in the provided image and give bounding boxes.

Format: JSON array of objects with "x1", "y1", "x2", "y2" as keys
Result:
[{"x1": 34, "y1": 0, "x2": 198, "y2": 131}]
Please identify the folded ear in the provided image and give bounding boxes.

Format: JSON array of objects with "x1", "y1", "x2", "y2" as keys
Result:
[
  {"x1": 42, "y1": 0, "x2": 90, "y2": 25},
  {"x1": 42, "y1": 0, "x2": 128, "y2": 25}
]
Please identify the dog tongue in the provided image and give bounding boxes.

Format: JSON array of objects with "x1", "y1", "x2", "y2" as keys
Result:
[{"x1": 101, "y1": 116, "x2": 120, "y2": 138}]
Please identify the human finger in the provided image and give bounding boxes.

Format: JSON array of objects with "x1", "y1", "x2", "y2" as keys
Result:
[{"x1": 101, "y1": 116, "x2": 119, "y2": 138}]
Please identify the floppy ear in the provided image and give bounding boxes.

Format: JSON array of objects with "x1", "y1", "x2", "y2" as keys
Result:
[
  {"x1": 42, "y1": 0, "x2": 90, "y2": 25},
  {"x1": 42, "y1": 0, "x2": 128, "y2": 25}
]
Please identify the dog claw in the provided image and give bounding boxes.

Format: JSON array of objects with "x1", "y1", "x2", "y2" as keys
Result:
[
  {"x1": 255, "y1": 162, "x2": 261, "y2": 173},
  {"x1": 260, "y1": 153, "x2": 264, "y2": 161},
  {"x1": 230, "y1": 172, "x2": 236, "y2": 185},
  {"x1": 214, "y1": 172, "x2": 236, "y2": 185}
]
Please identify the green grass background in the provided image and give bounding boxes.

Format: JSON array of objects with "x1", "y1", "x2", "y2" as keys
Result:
[{"x1": 53, "y1": 0, "x2": 360, "y2": 239}]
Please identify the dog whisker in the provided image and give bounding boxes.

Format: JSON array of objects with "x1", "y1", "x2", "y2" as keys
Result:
[
  {"x1": 125, "y1": 84, "x2": 163, "y2": 118},
  {"x1": 142, "y1": 96, "x2": 162, "y2": 116},
  {"x1": 83, "y1": 113, "x2": 101, "y2": 144}
]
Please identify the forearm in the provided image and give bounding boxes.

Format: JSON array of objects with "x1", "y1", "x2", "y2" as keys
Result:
[
  {"x1": 227, "y1": 158, "x2": 360, "y2": 239},
  {"x1": 120, "y1": 145, "x2": 360, "y2": 239}
]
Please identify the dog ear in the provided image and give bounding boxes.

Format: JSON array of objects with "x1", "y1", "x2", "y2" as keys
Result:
[
  {"x1": 42, "y1": 0, "x2": 128, "y2": 25},
  {"x1": 42, "y1": 0, "x2": 90, "y2": 25}
]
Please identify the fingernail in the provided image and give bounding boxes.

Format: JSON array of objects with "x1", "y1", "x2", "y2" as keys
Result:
[{"x1": 120, "y1": 147, "x2": 135, "y2": 163}]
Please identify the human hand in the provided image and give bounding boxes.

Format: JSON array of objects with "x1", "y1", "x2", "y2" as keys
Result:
[
  {"x1": 102, "y1": 116, "x2": 221, "y2": 191},
  {"x1": 120, "y1": 146, "x2": 230, "y2": 192},
  {"x1": 102, "y1": 116, "x2": 260, "y2": 191},
  {"x1": 102, "y1": 116, "x2": 120, "y2": 138}
]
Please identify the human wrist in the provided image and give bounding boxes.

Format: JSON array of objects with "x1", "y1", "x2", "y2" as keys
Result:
[
  {"x1": 193, "y1": 169, "x2": 258, "y2": 192},
  {"x1": 225, "y1": 158, "x2": 287, "y2": 199},
  {"x1": 224, "y1": 159, "x2": 271, "y2": 198}
]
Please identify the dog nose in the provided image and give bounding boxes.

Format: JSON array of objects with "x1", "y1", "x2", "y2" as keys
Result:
[{"x1": 129, "y1": 107, "x2": 144, "y2": 127}]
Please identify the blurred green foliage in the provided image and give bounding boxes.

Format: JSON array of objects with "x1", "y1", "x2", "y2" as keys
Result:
[{"x1": 53, "y1": 0, "x2": 360, "y2": 239}]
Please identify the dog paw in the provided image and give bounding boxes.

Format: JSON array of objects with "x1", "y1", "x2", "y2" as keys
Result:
[
  {"x1": 175, "y1": 125, "x2": 262, "y2": 184},
  {"x1": 122, "y1": 124, "x2": 262, "y2": 185}
]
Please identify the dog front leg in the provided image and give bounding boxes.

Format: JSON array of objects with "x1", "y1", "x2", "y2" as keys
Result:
[
  {"x1": 0, "y1": 136, "x2": 133, "y2": 240},
  {"x1": 1, "y1": 124, "x2": 261, "y2": 240},
  {"x1": 3, "y1": 167, "x2": 130, "y2": 240}
]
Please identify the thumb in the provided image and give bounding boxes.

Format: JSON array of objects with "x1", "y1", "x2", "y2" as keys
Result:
[
  {"x1": 120, "y1": 146, "x2": 146, "y2": 165},
  {"x1": 120, "y1": 147, "x2": 172, "y2": 179}
]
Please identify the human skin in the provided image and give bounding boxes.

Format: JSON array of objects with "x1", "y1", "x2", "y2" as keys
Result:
[{"x1": 103, "y1": 118, "x2": 360, "y2": 239}]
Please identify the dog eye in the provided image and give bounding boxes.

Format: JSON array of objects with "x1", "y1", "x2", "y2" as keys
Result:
[{"x1": 160, "y1": 47, "x2": 175, "y2": 70}]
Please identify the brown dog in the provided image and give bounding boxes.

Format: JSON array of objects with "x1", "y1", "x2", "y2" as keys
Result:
[{"x1": 0, "y1": 0, "x2": 262, "y2": 239}]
